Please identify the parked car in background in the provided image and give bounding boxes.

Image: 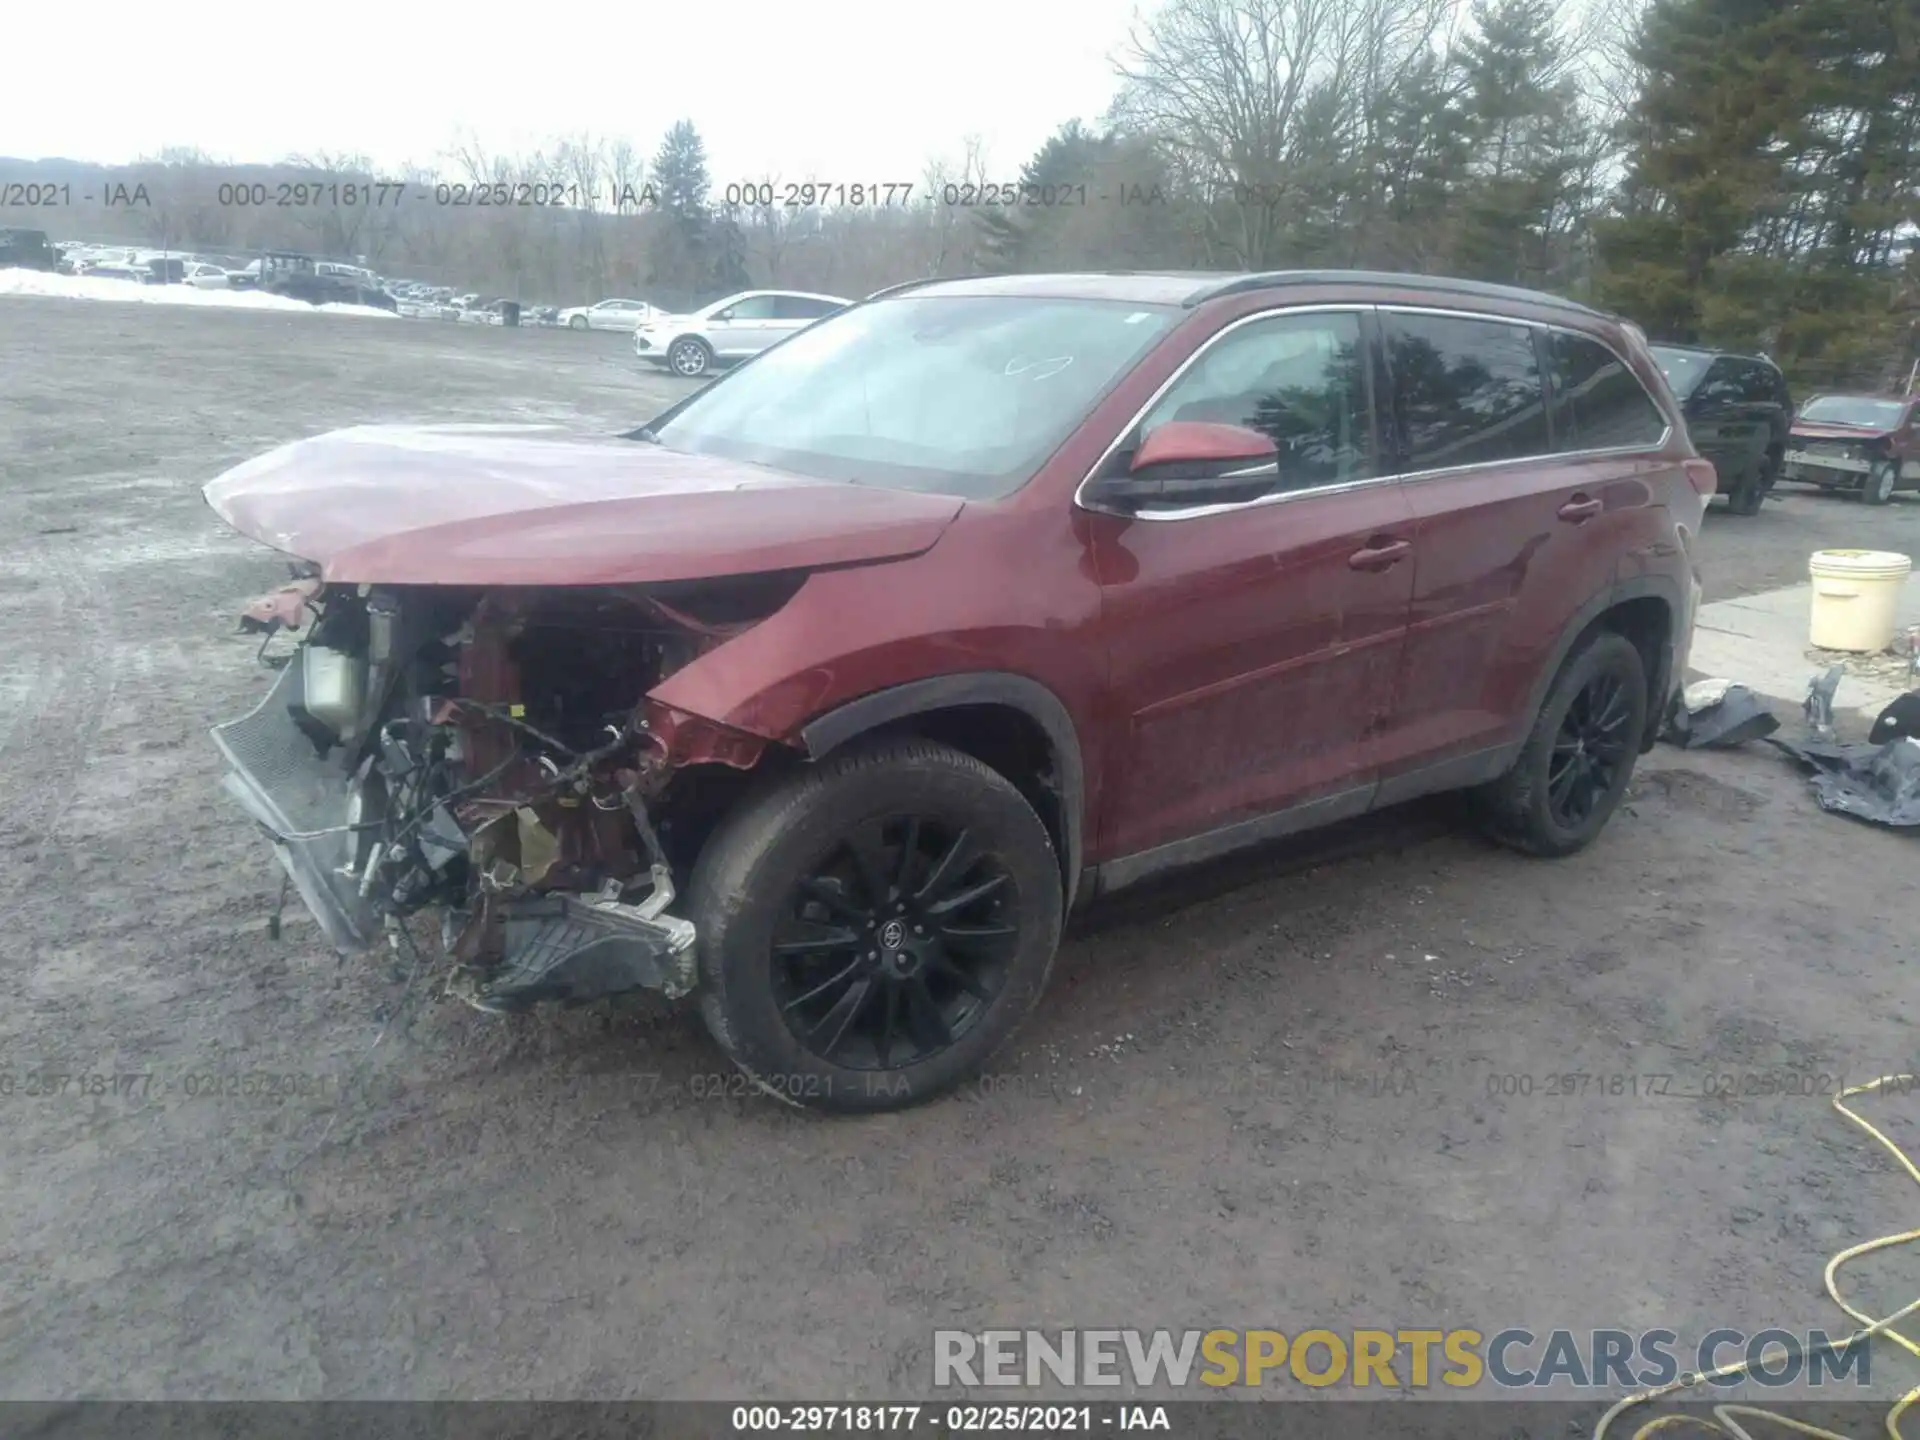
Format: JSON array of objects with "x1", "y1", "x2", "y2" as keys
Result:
[
  {"x1": 202, "y1": 269, "x2": 1703, "y2": 1111},
  {"x1": 0, "y1": 228, "x2": 59, "y2": 271},
  {"x1": 634, "y1": 289, "x2": 851, "y2": 376},
  {"x1": 1783, "y1": 392, "x2": 1920, "y2": 505},
  {"x1": 183, "y1": 262, "x2": 231, "y2": 290},
  {"x1": 82, "y1": 262, "x2": 147, "y2": 283},
  {"x1": 559, "y1": 297, "x2": 658, "y2": 331},
  {"x1": 1647, "y1": 344, "x2": 1793, "y2": 515},
  {"x1": 230, "y1": 252, "x2": 398, "y2": 310},
  {"x1": 137, "y1": 256, "x2": 189, "y2": 285}
]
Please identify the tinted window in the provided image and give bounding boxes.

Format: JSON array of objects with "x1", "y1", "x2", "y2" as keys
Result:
[
  {"x1": 1547, "y1": 331, "x2": 1667, "y2": 450},
  {"x1": 722, "y1": 295, "x2": 778, "y2": 320},
  {"x1": 1692, "y1": 358, "x2": 1748, "y2": 407},
  {"x1": 1386, "y1": 312, "x2": 1549, "y2": 470},
  {"x1": 1136, "y1": 310, "x2": 1372, "y2": 492},
  {"x1": 773, "y1": 295, "x2": 838, "y2": 320},
  {"x1": 1649, "y1": 347, "x2": 1711, "y2": 399},
  {"x1": 1731, "y1": 360, "x2": 1781, "y2": 405}
]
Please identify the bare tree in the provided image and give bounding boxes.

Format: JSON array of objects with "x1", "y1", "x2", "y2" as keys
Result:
[{"x1": 1113, "y1": 0, "x2": 1451, "y2": 265}]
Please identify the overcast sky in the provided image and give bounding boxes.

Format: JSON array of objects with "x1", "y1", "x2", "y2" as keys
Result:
[{"x1": 4, "y1": 0, "x2": 1145, "y2": 182}]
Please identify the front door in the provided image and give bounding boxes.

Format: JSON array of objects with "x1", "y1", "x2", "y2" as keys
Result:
[
  {"x1": 714, "y1": 295, "x2": 781, "y2": 356},
  {"x1": 1088, "y1": 307, "x2": 1416, "y2": 866}
]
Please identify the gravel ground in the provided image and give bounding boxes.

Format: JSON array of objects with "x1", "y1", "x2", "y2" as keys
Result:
[{"x1": 1, "y1": 298, "x2": 1916, "y2": 1406}]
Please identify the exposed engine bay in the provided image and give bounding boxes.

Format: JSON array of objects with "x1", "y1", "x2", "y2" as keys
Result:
[{"x1": 213, "y1": 568, "x2": 802, "y2": 1011}]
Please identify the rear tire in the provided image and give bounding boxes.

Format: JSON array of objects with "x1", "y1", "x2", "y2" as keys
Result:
[
  {"x1": 1864, "y1": 461, "x2": 1897, "y2": 506},
  {"x1": 1472, "y1": 630, "x2": 1648, "y2": 858},
  {"x1": 689, "y1": 737, "x2": 1064, "y2": 1114}
]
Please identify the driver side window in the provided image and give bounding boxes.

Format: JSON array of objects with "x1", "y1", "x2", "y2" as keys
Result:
[
  {"x1": 1133, "y1": 310, "x2": 1373, "y2": 493},
  {"x1": 723, "y1": 295, "x2": 779, "y2": 321}
]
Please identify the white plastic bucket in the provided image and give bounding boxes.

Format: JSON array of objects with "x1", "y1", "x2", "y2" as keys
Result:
[{"x1": 1807, "y1": 549, "x2": 1913, "y2": 653}]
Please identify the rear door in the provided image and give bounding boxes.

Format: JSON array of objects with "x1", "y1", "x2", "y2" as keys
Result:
[
  {"x1": 1681, "y1": 358, "x2": 1751, "y2": 486},
  {"x1": 1371, "y1": 311, "x2": 1659, "y2": 798},
  {"x1": 1090, "y1": 306, "x2": 1417, "y2": 864}
]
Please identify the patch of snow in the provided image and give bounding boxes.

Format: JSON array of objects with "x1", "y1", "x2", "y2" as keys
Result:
[{"x1": 0, "y1": 267, "x2": 396, "y2": 318}]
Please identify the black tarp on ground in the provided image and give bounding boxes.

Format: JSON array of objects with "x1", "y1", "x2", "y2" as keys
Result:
[{"x1": 1768, "y1": 733, "x2": 1920, "y2": 829}]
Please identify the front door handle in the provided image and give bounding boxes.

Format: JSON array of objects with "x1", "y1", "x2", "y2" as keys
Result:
[
  {"x1": 1348, "y1": 537, "x2": 1411, "y2": 571},
  {"x1": 1558, "y1": 494, "x2": 1603, "y2": 523}
]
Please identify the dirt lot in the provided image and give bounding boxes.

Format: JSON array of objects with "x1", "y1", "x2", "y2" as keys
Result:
[{"x1": 1, "y1": 299, "x2": 1916, "y2": 1405}]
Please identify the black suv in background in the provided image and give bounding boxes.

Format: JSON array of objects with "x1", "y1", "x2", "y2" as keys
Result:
[
  {"x1": 0, "y1": 228, "x2": 58, "y2": 272},
  {"x1": 1648, "y1": 344, "x2": 1793, "y2": 515}
]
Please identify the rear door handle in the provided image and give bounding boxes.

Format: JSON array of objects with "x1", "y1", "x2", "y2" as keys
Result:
[
  {"x1": 1558, "y1": 495, "x2": 1603, "y2": 523},
  {"x1": 1348, "y1": 538, "x2": 1411, "y2": 571}
]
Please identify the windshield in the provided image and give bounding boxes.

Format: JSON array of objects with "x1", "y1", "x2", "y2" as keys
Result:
[
  {"x1": 1798, "y1": 395, "x2": 1906, "y2": 429},
  {"x1": 648, "y1": 295, "x2": 1179, "y2": 498},
  {"x1": 1648, "y1": 347, "x2": 1711, "y2": 399}
]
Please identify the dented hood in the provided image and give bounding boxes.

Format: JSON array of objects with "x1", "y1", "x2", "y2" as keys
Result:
[{"x1": 203, "y1": 423, "x2": 965, "y2": 584}]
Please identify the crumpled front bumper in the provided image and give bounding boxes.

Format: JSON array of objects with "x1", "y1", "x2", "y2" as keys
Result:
[
  {"x1": 211, "y1": 661, "x2": 702, "y2": 1006},
  {"x1": 210, "y1": 659, "x2": 384, "y2": 953}
]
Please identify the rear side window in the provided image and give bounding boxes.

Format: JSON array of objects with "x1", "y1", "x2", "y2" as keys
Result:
[
  {"x1": 773, "y1": 295, "x2": 838, "y2": 320},
  {"x1": 1384, "y1": 312, "x2": 1549, "y2": 471},
  {"x1": 1546, "y1": 331, "x2": 1668, "y2": 451},
  {"x1": 1693, "y1": 358, "x2": 1748, "y2": 407},
  {"x1": 1734, "y1": 361, "x2": 1783, "y2": 405}
]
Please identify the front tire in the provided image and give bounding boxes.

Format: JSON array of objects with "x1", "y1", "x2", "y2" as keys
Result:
[
  {"x1": 1472, "y1": 630, "x2": 1648, "y2": 858},
  {"x1": 568, "y1": 314, "x2": 588, "y2": 330},
  {"x1": 689, "y1": 737, "x2": 1064, "y2": 1114},
  {"x1": 668, "y1": 336, "x2": 712, "y2": 377},
  {"x1": 1864, "y1": 460, "x2": 1897, "y2": 506}
]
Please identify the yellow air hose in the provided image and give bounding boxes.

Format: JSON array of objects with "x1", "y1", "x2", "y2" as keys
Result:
[{"x1": 1592, "y1": 1075, "x2": 1920, "y2": 1439}]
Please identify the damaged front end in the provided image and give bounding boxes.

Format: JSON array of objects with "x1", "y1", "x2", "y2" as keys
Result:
[{"x1": 212, "y1": 573, "x2": 794, "y2": 1011}]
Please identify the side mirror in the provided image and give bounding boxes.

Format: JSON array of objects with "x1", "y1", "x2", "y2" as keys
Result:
[
  {"x1": 714, "y1": 309, "x2": 735, "y2": 322},
  {"x1": 1093, "y1": 421, "x2": 1281, "y2": 511}
]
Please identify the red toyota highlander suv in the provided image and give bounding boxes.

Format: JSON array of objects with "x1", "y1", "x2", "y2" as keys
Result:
[{"x1": 205, "y1": 270, "x2": 1707, "y2": 1111}]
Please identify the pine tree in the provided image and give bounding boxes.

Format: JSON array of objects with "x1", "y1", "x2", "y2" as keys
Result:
[
  {"x1": 648, "y1": 120, "x2": 716, "y2": 301},
  {"x1": 1451, "y1": 0, "x2": 1590, "y2": 286},
  {"x1": 1596, "y1": 0, "x2": 1916, "y2": 383}
]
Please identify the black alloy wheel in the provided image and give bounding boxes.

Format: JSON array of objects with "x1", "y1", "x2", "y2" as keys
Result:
[
  {"x1": 1473, "y1": 629, "x2": 1648, "y2": 858},
  {"x1": 771, "y1": 816, "x2": 1017, "y2": 1070},
  {"x1": 1546, "y1": 669, "x2": 1635, "y2": 830},
  {"x1": 688, "y1": 736, "x2": 1064, "y2": 1113}
]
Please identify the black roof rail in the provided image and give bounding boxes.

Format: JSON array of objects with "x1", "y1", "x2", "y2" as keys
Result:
[{"x1": 1184, "y1": 268, "x2": 1608, "y2": 320}]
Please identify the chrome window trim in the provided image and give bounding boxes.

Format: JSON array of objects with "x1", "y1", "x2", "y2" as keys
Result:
[
  {"x1": 1073, "y1": 300, "x2": 1673, "y2": 522},
  {"x1": 1378, "y1": 304, "x2": 1673, "y2": 476}
]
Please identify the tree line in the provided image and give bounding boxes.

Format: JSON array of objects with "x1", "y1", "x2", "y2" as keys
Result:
[{"x1": 5, "y1": 0, "x2": 1914, "y2": 389}]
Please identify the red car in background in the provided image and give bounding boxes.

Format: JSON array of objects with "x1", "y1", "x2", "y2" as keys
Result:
[
  {"x1": 1783, "y1": 391, "x2": 1920, "y2": 505},
  {"x1": 203, "y1": 270, "x2": 1707, "y2": 1111}
]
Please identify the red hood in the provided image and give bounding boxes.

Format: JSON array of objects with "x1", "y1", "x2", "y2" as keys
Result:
[
  {"x1": 1791, "y1": 421, "x2": 1897, "y2": 442},
  {"x1": 202, "y1": 424, "x2": 965, "y2": 585}
]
